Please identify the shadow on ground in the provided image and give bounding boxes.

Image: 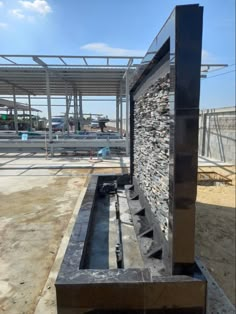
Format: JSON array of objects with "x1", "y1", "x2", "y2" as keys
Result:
[{"x1": 195, "y1": 201, "x2": 235, "y2": 305}]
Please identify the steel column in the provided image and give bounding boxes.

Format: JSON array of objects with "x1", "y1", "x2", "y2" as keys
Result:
[
  {"x1": 64, "y1": 84, "x2": 70, "y2": 135},
  {"x1": 116, "y1": 95, "x2": 119, "y2": 132},
  {"x1": 28, "y1": 94, "x2": 32, "y2": 131},
  {"x1": 74, "y1": 90, "x2": 78, "y2": 133},
  {"x1": 45, "y1": 70, "x2": 52, "y2": 142},
  {"x1": 79, "y1": 93, "x2": 83, "y2": 130},
  {"x1": 66, "y1": 95, "x2": 70, "y2": 135},
  {"x1": 12, "y1": 86, "x2": 18, "y2": 134},
  {"x1": 206, "y1": 109, "x2": 211, "y2": 157},
  {"x1": 120, "y1": 86, "x2": 123, "y2": 137},
  {"x1": 200, "y1": 110, "x2": 207, "y2": 156}
]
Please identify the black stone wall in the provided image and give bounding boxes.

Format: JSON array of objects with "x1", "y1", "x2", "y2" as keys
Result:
[{"x1": 134, "y1": 74, "x2": 170, "y2": 237}]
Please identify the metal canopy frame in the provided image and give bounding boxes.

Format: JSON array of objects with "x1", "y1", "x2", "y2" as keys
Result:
[
  {"x1": 0, "y1": 98, "x2": 41, "y2": 112},
  {"x1": 0, "y1": 55, "x2": 226, "y2": 96},
  {"x1": 0, "y1": 55, "x2": 142, "y2": 96},
  {"x1": 0, "y1": 52, "x2": 227, "y2": 152},
  {"x1": 0, "y1": 55, "x2": 141, "y2": 67},
  {"x1": 0, "y1": 55, "x2": 142, "y2": 153}
]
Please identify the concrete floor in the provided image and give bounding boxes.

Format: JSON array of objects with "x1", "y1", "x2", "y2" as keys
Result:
[{"x1": 0, "y1": 153, "x2": 235, "y2": 313}]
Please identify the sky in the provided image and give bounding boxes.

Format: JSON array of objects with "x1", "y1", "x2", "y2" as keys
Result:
[{"x1": 0, "y1": 0, "x2": 235, "y2": 118}]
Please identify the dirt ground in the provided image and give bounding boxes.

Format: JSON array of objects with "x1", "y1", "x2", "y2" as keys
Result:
[
  {"x1": 0, "y1": 174, "x2": 87, "y2": 314},
  {"x1": 196, "y1": 165, "x2": 236, "y2": 305},
  {"x1": 0, "y1": 164, "x2": 235, "y2": 313},
  {"x1": 0, "y1": 167, "x2": 123, "y2": 314}
]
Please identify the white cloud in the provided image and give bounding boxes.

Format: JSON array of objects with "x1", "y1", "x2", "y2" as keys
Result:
[
  {"x1": 0, "y1": 22, "x2": 8, "y2": 29},
  {"x1": 10, "y1": 9, "x2": 25, "y2": 19},
  {"x1": 81, "y1": 43, "x2": 145, "y2": 56},
  {"x1": 202, "y1": 49, "x2": 209, "y2": 61},
  {"x1": 202, "y1": 49, "x2": 216, "y2": 63},
  {"x1": 27, "y1": 15, "x2": 35, "y2": 23},
  {"x1": 0, "y1": 2, "x2": 4, "y2": 7},
  {"x1": 19, "y1": 0, "x2": 52, "y2": 15}
]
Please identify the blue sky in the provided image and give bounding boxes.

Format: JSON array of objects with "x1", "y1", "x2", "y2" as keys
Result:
[{"x1": 0, "y1": 0, "x2": 235, "y2": 118}]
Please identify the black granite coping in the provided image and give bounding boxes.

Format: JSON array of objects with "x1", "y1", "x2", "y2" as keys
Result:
[
  {"x1": 57, "y1": 268, "x2": 151, "y2": 285},
  {"x1": 56, "y1": 175, "x2": 99, "y2": 282},
  {"x1": 56, "y1": 276, "x2": 206, "y2": 311}
]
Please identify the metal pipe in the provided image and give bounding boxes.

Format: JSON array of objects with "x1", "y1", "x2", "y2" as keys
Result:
[
  {"x1": 1, "y1": 54, "x2": 143, "y2": 59},
  {"x1": 79, "y1": 93, "x2": 83, "y2": 130},
  {"x1": 115, "y1": 193, "x2": 124, "y2": 268},
  {"x1": 64, "y1": 83, "x2": 70, "y2": 135},
  {"x1": 45, "y1": 70, "x2": 52, "y2": 142},
  {"x1": 0, "y1": 64, "x2": 139, "y2": 68},
  {"x1": 2, "y1": 96, "x2": 117, "y2": 101},
  {"x1": 12, "y1": 86, "x2": 18, "y2": 134},
  {"x1": 74, "y1": 90, "x2": 78, "y2": 133},
  {"x1": 28, "y1": 94, "x2": 32, "y2": 131},
  {"x1": 116, "y1": 95, "x2": 119, "y2": 132}
]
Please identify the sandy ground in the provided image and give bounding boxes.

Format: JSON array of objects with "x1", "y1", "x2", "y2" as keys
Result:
[
  {"x1": 0, "y1": 167, "x2": 123, "y2": 314},
  {"x1": 0, "y1": 174, "x2": 88, "y2": 314},
  {"x1": 196, "y1": 165, "x2": 236, "y2": 305}
]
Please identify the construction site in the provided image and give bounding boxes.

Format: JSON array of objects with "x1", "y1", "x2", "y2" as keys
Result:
[{"x1": 0, "y1": 3, "x2": 235, "y2": 314}]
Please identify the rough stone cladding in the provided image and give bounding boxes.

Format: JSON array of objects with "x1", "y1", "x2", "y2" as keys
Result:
[{"x1": 134, "y1": 73, "x2": 170, "y2": 236}]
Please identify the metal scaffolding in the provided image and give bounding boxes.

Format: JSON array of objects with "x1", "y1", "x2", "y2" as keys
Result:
[
  {"x1": 0, "y1": 54, "x2": 143, "y2": 155},
  {"x1": 0, "y1": 54, "x2": 227, "y2": 156}
]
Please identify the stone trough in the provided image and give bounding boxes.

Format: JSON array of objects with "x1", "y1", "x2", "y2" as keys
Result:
[{"x1": 55, "y1": 175, "x2": 206, "y2": 313}]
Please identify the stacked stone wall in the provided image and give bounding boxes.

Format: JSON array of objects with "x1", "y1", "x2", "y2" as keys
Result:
[{"x1": 133, "y1": 74, "x2": 170, "y2": 236}]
